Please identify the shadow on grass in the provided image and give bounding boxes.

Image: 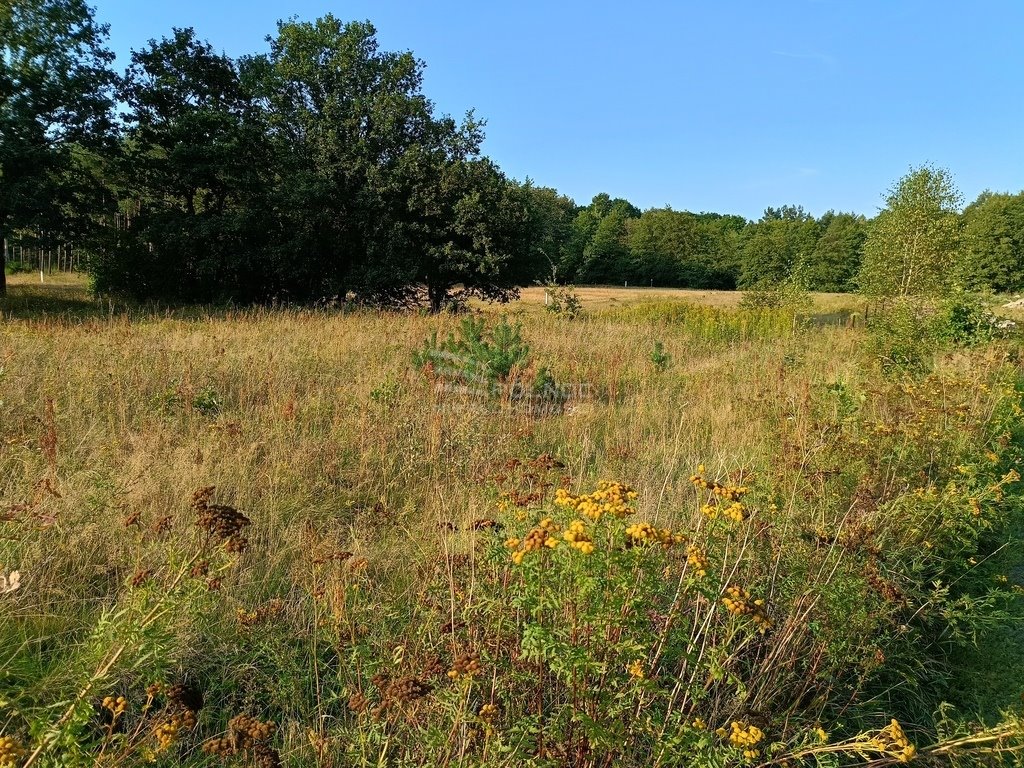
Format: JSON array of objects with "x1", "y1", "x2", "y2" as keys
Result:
[
  {"x1": 0, "y1": 275, "x2": 372, "y2": 324},
  {"x1": 945, "y1": 517, "x2": 1024, "y2": 725},
  {"x1": 1, "y1": 278, "x2": 103, "y2": 320}
]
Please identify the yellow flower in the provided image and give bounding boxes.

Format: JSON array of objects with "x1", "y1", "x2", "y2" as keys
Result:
[
  {"x1": 626, "y1": 660, "x2": 645, "y2": 679},
  {"x1": 728, "y1": 721, "x2": 764, "y2": 748}
]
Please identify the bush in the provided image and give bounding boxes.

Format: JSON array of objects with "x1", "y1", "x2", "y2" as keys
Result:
[
  {"x1": 543, "y1": 283, "x2": 583, "y2": 319},
  {"x1": 868, "y1": 291, "x2": 1000, "y2": 372},
  {"x1": 934, "y1": 289, "x2": 996, "y2": 346},
  {"x1": 413, "y1": 316, "x2": 530, "y2": 386},
  {"x1": 866, "y1": 297, "x2": 937, "y2": 372},
  {"x1": 739, "y1": 268, "x2": 812, "y2": 313},
  {"x1": 649, "y1": 340, "x2": 671, "y2": 372}
]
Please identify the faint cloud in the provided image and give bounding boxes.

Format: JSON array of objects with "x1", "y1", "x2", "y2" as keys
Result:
[
  {"x1": 770, "y1": 50, "x2": 836, "y2": 68},
  {"x1": 740, "y1": 167, "x2": 823, "y2": 191}
]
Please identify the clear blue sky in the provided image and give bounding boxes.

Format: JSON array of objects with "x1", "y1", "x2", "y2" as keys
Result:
[{"x1": 92, "y1": 0, "x2": 1024, "y2": 220}]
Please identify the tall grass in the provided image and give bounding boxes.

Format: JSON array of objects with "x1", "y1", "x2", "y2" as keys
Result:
[{"x1": 0, "y1": 281, "x2": 1021, "y2": 766}]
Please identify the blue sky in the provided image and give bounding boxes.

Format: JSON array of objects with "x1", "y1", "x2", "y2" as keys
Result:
[{"x1": 92, "y1": 1, "x2": 1024, "y2": 220}]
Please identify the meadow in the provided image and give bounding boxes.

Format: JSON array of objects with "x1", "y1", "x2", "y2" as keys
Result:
[{"x1": 1, "y1": 275, "x2": 1022, "y2": 767}]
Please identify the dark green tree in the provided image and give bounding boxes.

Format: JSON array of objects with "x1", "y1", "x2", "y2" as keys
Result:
[
  {"x1": 395, "y1": 144, "x2": 531, "y2": 312},
  {"x1": 93, "y1": 28, "x2": 270, "y2": 300},
  {"x1": 739, "y1": 206, "x2": 820, "y2": 288},
  {"x1": 0, "y1": 0, "x2": 116, "y2": 295},
  {"x1": 961, "y1": 190, "x2": 1024, "y2": 293},
  {"x1": 580, "y1": 208, "x2": 632, "y2": 284},
  {"x1": 566, "y1": 194, "x2": 639, "y2": 284},
  {"x1": 247, "y1": 15, "x2": 518, "y2": 309},
  {"x1": 625, "y1": 208, "x2": 739, "y2": 288},
  {"x1": 804, "y1": 211, "x2": 867, "y2": 291},
  {"x1": 516, "y1": 182, "x2": 578, "y2": 283},
  {"x1": 251, "y1": 16, "x2": 430, "y2": 301}
]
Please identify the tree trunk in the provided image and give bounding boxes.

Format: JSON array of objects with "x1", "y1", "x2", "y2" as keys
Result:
[
  {"x1": 0, "y1": 229, "x2": 7, "y2": 298},
  {"x1": 428, "y1": 282, "x2": 446, "y2": 313}
]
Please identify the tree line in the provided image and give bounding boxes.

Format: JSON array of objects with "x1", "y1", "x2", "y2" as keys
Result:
[{"x1": 3, "y1": 0, "x2": 1024, "y2": 307}]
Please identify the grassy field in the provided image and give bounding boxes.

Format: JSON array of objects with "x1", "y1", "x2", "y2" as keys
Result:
[{"x1": 1, "y1": 276, "x2": 1022, "y2": 767}]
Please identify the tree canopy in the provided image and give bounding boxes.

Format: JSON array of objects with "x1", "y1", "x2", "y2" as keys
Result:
[
  {"x1": 0, "y1": 0, "x2": 116, "y2": 295},
  {"x1": 5, "y1": 3, "x2": 1024, "y2": 305},
  {"x1": 859, "y1": 165, "x2": 963, "y2": 299}
]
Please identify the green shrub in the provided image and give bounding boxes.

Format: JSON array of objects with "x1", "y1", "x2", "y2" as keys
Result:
[
  {"x1": 866, "y1": 297, "x2": 937, "y2": 372},
  {"x1": 934, "y1": 289, "x2": 996, "y2": 346},
  {"x1": 413, "y1": 316, "x2": 530, "y2": 387},
  {"x1": 649, "y1": 340, "x2": 671, "y2": 372},
  {"x1": 543, "y1": 283, "x2": 583, "y2": 319}
]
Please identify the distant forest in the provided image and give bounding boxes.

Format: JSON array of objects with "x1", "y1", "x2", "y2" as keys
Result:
[{"x1": 4, "y1": 1, "x2": 1024, "y2": 308}]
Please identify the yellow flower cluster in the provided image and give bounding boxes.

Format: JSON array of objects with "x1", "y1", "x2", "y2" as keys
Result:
[
  {"x1": 700, "y1": 501, "x2": 748, "y2": 522},
  {"x1": 625, "y1": 521, "x2": 684, "y2": 547},
  {"x1": 692, "y1": 717, "x2": 706, "y2": 730},
  {"x1": 691, "y1": 468, "x2": 750, "y2": 522},
  {"x1": 562, "y1": 520, "x2": 595, "y2": 554},
  {"x1": 686, "y1": 546, "x2": 709, "y2": 578},
  {"x1": 555, "y1": 481, "x2": 637, "y2": 521},
  {"x1": 0, "y1": 736, "x2": 25, "y2": 768},
  {"x1": 509, "y1": 518, "x2": 560, "y2": 564},
  {"x1": 626, "y1": 660, "x2": 646, "y2": 679},
  {"x1": 716, "y1": 720, "x2": 764, "y2": 759},
  {"x1": 690, "y1": 467, "x2": 748, "y2": 501},
  {"x1": 877, "y1": 719, "x2": 916, "y2": 763},
  {"x1": 155, "y1": 708, "x2": 197, "y2": 752},
  {"x1": 478, "y1": 702, "x2": 499, "y2": 724},
  {"x1": 722, "y1": 586, "x2": 772, "y2": 632},
  {"x1": 102, "y1": 695, "x2": 128, "y2": 718}
]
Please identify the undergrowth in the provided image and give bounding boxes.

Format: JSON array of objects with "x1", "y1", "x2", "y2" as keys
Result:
[{"x1": 0, "y1": 285, "x2": 1022, "y2": 766}]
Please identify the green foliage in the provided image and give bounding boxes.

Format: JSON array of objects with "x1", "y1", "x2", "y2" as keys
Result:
[
  {"x1": 91, "y1": 28, "x2": 269, "y2": 301},
  {"x1": 865, "y1": 297, "x2": 939, "y2": 372},
  {"x1": 739, "y1": 205, "x2": 820, "y2": 289},
  {"x1": 413, "y1": 316, "x2": 531, "y2": 386},
  {"x1": 961, "y1": 190, "x2": 1024, "y2": 293},
  {"x1": 0, "y1": 0, "x2": 118, "y2": 296},
  {"x1": 859, "y1": 168, "x2": 980, "y2": 371},
  {"x1": 625, "y1": 208, "x2": 738, "y2": 289},
  {"x1": 81, "y1": 17, "x2": 527, "y2": 309},
  {"x1": 859, "y1": 165, "x2": 963, "y2": 300},
  {"x1": 190, "y1": 386, "x2": 222, "y2": 417},
  {"x1": 649, "y1": 340, "x2": 671, "y2": 372},
  {"x1": 542, "y1": 283, "x2": 583, "y2": 319},
  {"x1": 934, "y1": 289, "x2": 997, "y2": 347},
  {"x1": 806, "y1": 211, "x2": 868, "y2": 292},
  {"x1": 152, "y1": 381, "x2": 223, "y2": 418},
  {"x1": 865, "y1": 290, "x2": 1003, "y2": 373},
  {"x1": 739, "y1": 265, "x2": 812, "y2": 312}
]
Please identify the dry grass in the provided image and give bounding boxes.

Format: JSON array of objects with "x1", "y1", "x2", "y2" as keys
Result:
[
  {"x1": 1, "y1": 277, "x2": 1021, "y2": 766},
  {"x1": 511, "y1": 285, "x2": 863, "y2": 314}
]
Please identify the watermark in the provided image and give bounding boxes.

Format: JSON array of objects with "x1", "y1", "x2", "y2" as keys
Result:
[{"x1": 425, "y1": 351, "x2": 594, "y2": 416}]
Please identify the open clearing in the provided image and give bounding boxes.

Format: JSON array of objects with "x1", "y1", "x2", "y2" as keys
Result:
[{"x1": 1, "y1": 277, "x2": 1022, "y2": 767}]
